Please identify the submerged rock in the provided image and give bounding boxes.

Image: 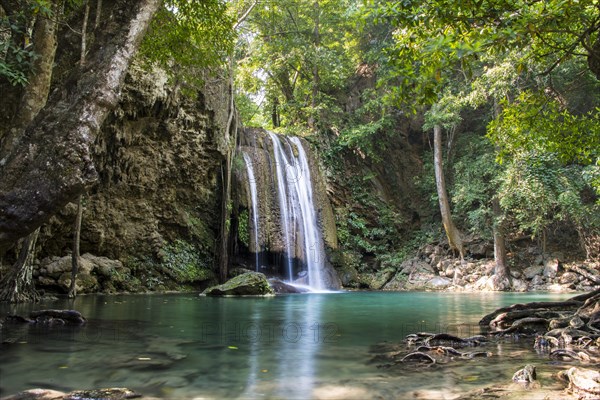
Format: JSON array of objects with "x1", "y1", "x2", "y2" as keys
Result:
[
  {"x1": 202, "y1": 271, "x2": 275, "y2": 296},
  {"x1": 3, "y1": 388, "x2": 141, "y2": 400},
  {"x1": 4, "y1": 310, "x2": 86, "y2": 326}
]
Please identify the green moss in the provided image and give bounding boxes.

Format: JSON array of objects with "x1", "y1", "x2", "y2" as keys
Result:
[
  {"x1": 202, "y1": 271, "x2": 274, "y2": 296},
  {"x1": 161, "y1": 239, "x2": 216, "y2": 284},
  {"x1": 238, "y1": 209, "x2": 250, "y2": 248}
]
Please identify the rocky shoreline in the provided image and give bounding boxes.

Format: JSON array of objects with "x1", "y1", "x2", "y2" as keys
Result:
[
  {"x1": 352, "y1": 242, "x2": 600, "y2": 293},
  {"x1": 17, "y1": 244, "x2": 600, "y2": 298}
]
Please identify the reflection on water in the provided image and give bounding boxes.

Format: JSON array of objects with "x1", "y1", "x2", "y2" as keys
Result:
[{"x1": 0, "y1": 291, "x2": 577, "y2": 399}]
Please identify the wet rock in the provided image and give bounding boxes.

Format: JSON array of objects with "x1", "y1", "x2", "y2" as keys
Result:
[
  {"x1": 201, "y1": 271, "x2": 275, "y2": 296},
  {"x1": 2, "y1": 389, "x2": 67, "y2": 399},
  {"x1": 512, "y1": 364, "x2": 536, "y2": 383},
  {"x1": 462, "y1": 351, "x2": 492, "y2": 358},
  {"x1": 2, "y1": 388, "x2": 141, "y2": 400},
  {"x1": 5, "y1": 310, "x2": 86, "y2": 326},
  {"x1": 64, "y1": 388, "x2": 141, "y2": 399},
  {"x1": 401, "y1": 351, "x2": 436, "y2": 364},
  {"x1": 268, "y1": 279, "x2": 309, "y2": 293},
  {"x1": 29, "y1": 310, "x2": 86, "y2": 325}
]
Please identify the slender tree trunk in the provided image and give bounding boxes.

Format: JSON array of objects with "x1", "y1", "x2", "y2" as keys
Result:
[
  {"x1": 433, "y1": 124, "x2": 464, "y2": 259},
  {"x1": 490, "y1": 197, "x2": 510, "y2": 290},
  {"x1": 95, "y1": 0, "x2": 102, "y2": 29},
  {"x1": 0, "y1": 0, "x2": 29, "y2": 133},
  {"x1": 217, "y1": 66, "x2": 237, "y2": 283},
  {"x1": 1, "y1": 0, "x2": 61, "y2": 155},
  {"x1": 0, "y1": 227, "x2": 40, "y2": 302},
  {"x1": 80, "y1": 0, "x2": 90, "y2": 65},
  {"x1": 490, "y1": 100, "x2": 509, "y2": 289},
  {"x1": 308, "y1": 0, "x2": 320, "y2": 131},
  {"x1": 68, "y1": 195, "x2": 83, "y2": 298},
  {"x1": 0, "y1": 0, "x2": 161, "y2": 251}
]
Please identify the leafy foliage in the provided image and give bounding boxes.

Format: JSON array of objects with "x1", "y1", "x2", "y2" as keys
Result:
[
  {"x1": 375, "y1": 0, "x2": 600, "y2": 107},
  {"x1": 162, "y1": 240, "x2": 214, "y2": 283},
  {"x1": 234, "y1": 0, "x2": 364, "y2": 129},
  {"x1": 451, "y1": 134, "x2": 501, "y2": 238},
  {"x1": 237, "y1": 208, "x2": 250, "y2": 248},
  {"x1": 0, "y1": 1, "x2": 56, "y2": 86},
  {"x1": 489, "y1": 92, "x2": 600, "y2": 166},
  {"x1": 140, "y1": 0, "x2": 235, "y2": 81},
  {"x1": 499, "y1": 152, "x2": 599, "y2": 240}
]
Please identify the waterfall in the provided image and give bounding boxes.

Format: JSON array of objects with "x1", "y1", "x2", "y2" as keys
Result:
[
  {"x1": 243, "y1": 152, "x2": 260, "y2": 272},
  {"x1": 268, "y1": 132, "x2": 325, "y2": 290}
]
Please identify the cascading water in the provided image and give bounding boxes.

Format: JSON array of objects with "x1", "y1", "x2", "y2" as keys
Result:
[
  {"x1": 268, "y1": 132, "x2": 326, "y2": 290},
  {"x1": 242, "y1": 152, "x2": 260, "y2": 272},
  {"x1": 268, "y1": 132, "x2": 295, "y2": 282}
]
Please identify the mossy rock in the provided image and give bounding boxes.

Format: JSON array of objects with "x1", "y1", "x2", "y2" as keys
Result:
[{"x1": 201, "y1": 271, "x2": 275, "y2": 296}]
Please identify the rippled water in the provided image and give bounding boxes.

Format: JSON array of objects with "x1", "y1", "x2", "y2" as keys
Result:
[{"x1": 0, "y1": 291, "x2": 578, "y2": 399}]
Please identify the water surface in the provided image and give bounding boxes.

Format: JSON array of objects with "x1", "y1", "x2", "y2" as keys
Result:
[{"x1": 0, "y1": 291, "x2": 578, "y2": 399}]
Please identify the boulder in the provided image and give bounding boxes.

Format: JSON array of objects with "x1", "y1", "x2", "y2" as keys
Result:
[
  {"x1": 202, "y1": 272, "x2": 275, "y2": 296},
  {"x1": 559, "y1": 272, "x2": 579, "y2": 284},
  {"x1": 511, "y1": 278, "x2": 528, "y2": 292},
  {"x1": 531, "y1": 275, "x2": 546, "y2": 287},
  {"x1": 559, "y1": 367, "x2": 600, "y2": 400},
  {"x1": 523, "y1": 265, "x2": 544, "y2": 279},
  {"x1": 268, "y1": 279, "x2": 309, "y2": 294},
  {"x1": 543, "y1": 258, "x2": 560, "y2": 279},
  {"x1": 427, "y1": 276, "x2": 452, "y2": 289}
]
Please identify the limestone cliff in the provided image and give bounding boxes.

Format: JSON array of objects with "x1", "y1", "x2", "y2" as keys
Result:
[{"x1": 35, "y1": 64, "x2": 232, "y2": 292}]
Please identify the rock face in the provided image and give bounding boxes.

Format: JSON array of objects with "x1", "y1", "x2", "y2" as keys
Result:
[
  {"x1": 202, "y1": 272, "x2": 275, "y2": 296},
  {"x1": 36, "y1": 63, "x2": 231, "y2": 291}
]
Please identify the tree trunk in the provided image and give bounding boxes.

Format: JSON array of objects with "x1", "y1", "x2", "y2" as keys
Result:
[
  {"x1": 0, "y1": 0, "x2": 161, "y2": 251},
  {"x1": 490, "y1": 197, "x2": 510, "y2": 290},
  {"x1": 308, "y1": 0, "x2": 320, "y2": 131},
  {"x1": 0, "y1": 227, "x2": 40, "y2": 302},
  {"x1": 217, "y1": 69, "x2": 237, "y2": 283},
  {"x1": 68, "y1": 195, "x2": 83, "y2": 298},
  {"x1": 489, "y1": 99, "x2": 509, "y2": 289},
  {"x1": 0, "y1": 0, "x2": 31, "y2": 137},
  {"x1": 433, "y1": 124, "x2": 464, "y2": 259},
  {"x1": 1, "y1": 1, "x2": 62, "y2": 159}
]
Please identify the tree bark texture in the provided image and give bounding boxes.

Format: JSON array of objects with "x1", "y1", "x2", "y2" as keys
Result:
[
  {"x1": 0, "y1": 0, "x2": 161, "y2": 251},
  {"x1": 0, "y1": 227, "x2": 40, "y2": 302},
  {"x1": 68, "y1": 195, "x2": 83, "y2": 298},
  {"x1": 2, "y1": 1, "x2": 62, "y2": 157},
  {"x1": 433, "y1": 124, "x2": 465, "y2": 259}
]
